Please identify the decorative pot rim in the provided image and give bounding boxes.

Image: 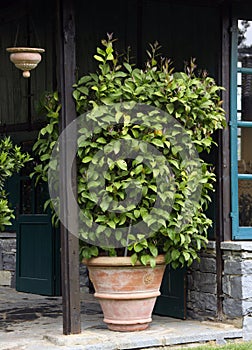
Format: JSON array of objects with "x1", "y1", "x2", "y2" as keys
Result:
[
  {"x1": 6, "y1": 47, "x2": 45, "y2": 53},
  {"x1": 83, "y1": 254, "x2": 166, "y2": 267}
]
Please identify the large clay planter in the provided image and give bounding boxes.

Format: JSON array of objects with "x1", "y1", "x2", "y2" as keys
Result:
[
  {"x1": 83, "y1": 255, "x2": 166, "y2": 331},
  {"x1": 6, "y1": 47, "x2": 45, "y2": 78}
]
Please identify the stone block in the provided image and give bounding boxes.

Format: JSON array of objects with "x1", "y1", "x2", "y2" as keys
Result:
[
  {"x1": 200, "y1": 257, "x2": 216, "y2": 273},
  {"x1": 188, "y1": 292, "x2": 217, "y2": 314},
  {"x1": 242, "y1": 261, "x2": 252, "y2": 274},
  {"x1": 0, "y1": 239, "x2": 16, "y2": 252},
  {"x1": 187, "y1": 274, "x2": 193, "y2": 290},
  {"x1": 221, "y1": 241, "x2": 252, "y2": 251},
  {"x1": 242, "y1": 275, "x2": 252, "y2": 299},
  {"x1": 230, "y1": 276, "x2": 242, "y2": 299},
  {"x1": 224, "y1": 259, "x2": 242, "y2": 275},
  {"x1": 191, "y1": 271, "x2": 201, "y2": 291},
  {"x1": 3, "y1": 253, "x2": 15, "y2": 263},
  {"x1": 198, "y1": 273, "x2": 217, "y2": 294},
  {"x1": 4, "y1": 263, "x2": 15, "y2": 271},
  {"x1": 242, "y1": 252, "x2": 252, "y2": 259},
  {"x1": 223, "y1": 297, "x2": 242, "y2": 317},
  {"x1": 206, "y1": 241, "x2": 216, "y2": 250},
  {"x1": 194, "y1": 295, "x2": 205, "y2": 310},
  {"x1": 0, "y1": 270, "x2": 11, "y2": 286},
  {"x1": 243, "y1": 315, "x2": 252, "y2": 340},
  {"x1": 242, "y1": 300, "x2": 252, "y2": 316},
  {"x1": 2, "y1": 253, "x2": 15, "y2": 271},
  {"x1": 188, "y1": 290, "x2": 199, "y2": 303},
  {"x1": 223, "y1": 275, "x2": 242, "y2": 299},
  {"x1": 222, "y1": 275, "x2": 231, "y2": 295},
  {"x1": 204, "y1": 293, "x2": 217, "y2": 312}
]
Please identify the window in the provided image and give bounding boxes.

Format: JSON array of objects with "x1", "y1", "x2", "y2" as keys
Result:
[{"x1": 231, "y1": 19, "x2": 252, "y2": 238}]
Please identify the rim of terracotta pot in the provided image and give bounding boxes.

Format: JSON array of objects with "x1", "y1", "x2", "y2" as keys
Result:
[
  {"x1": 6, "y1": 47, "x2": 45, "y2": 53},
  {"x1": 83, "y1": 254, "x2": 166, "y2": 267}
]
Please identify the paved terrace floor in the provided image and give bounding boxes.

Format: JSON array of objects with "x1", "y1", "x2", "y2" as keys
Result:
[{"x1": 0, "y1": 287, "x2": 244, "y2": 350}]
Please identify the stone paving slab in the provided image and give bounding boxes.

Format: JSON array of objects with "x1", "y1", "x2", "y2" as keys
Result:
[
  {"x1": 0, "y1": 287, "x2": 244, "y2": 350},
  {"x1": 45, "y1": 317, "x2": 243, "y2": 350}
]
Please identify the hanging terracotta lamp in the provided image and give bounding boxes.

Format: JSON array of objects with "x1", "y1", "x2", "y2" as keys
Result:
[{"x1": 6, "y1": 47, "x2": 45, "y2": 78}]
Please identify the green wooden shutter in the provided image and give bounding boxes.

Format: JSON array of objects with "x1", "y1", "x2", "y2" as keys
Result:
[
  {"x1": 16, "y1": 215, "x2": 55, "y2": 295},
  {"x1": 154, "y1": 265, "x2": 186, "y2": 319}
]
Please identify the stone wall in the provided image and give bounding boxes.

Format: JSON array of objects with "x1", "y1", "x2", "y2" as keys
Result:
[
  {"x1": 0, "y1": 232, "x2": 16, "y2": 287},
  {"x1": 221, "y1": 241, "x2": 252, "y2": 340},
  {"x1": 187, "y1": 240, "x2": 252, "y2": 340},
  {"x1": 187, "y1": 241, "x2": 218, "y2": 320}
]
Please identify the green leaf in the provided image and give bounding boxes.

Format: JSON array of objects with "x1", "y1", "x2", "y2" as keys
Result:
[
  {"x1": 107, "y1": 53, "x2": 114, "y2": 60},
  {"x1": 134, "y1": 164, "x2": 143, "y2": 174},
  {"x1": 140, "y1": 254, "x2": 150, "y2": 266},
  {"x1": 151, "y1": 139, "x2": 164, "y2": 148},
  {"x1": 134, "y1": 243, "x2": 143, "y2": 252},
  {"x1": 183, "y1": 251, "x2": 190, "y2": 261},
  {"x1": 96, "y1": 137, "x2": 107, "y2": 144},
  {"x1": 130, "y1": 253, "x2": 138, "y2": 266},
  {"x1": 149, "y1": 185, "x2": 157, "y2": 192},
  {"x1": 123, "y1": 62, "x2": 132, "y2": 73},
  {"x1": 100, "y1": 198, "x2": 110, "y2": 212},
  {"x1": 94, "y1": 55, "x2": 104, "y2": 62},
  {"x1": 171, "y1": 249, "x2": 180, "y2": 261},
  {"x1": 82, "y1": 156, "x2": 92, "y2": 163},
  {"x1": 107, "y1": 220, "x2": 116, "y2": 229},
  {"x1": 149, "y1": 243, "x2": 158, "y2": 257},
  {"x1": 115, "y1": 231, "x2": 122, "y2": 241},
  {"x1": 114, "y1": 140, "x2": 121, "y2": 155},
  {"x1": 97, "y1": 47, "x2": 105, "y2": 56},
  {"x1": 134, "y1": 209, "x2": 140, "y2": 218},
  {"x1": 140, "y1": 207, "x2": 148, "y2": 218},
  {"x1": 90, "y1": 246, "x2": 99, "y2": 256},
  {"x1": 166, "y1": 103, "x2": 174, "y2": 114},
  {"x1": 116, "y1": 159, "x2": 127, "y2": 170},
  {"x1": 149, "y1": 256, "x2": 156, "y2": 268}
]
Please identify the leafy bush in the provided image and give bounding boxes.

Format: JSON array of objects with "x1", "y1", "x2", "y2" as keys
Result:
[
  {"x1": 32, "y1": 35, "x2": 226, "y2": 268},
  {"x1": 0, "y1": 137, "x2": 30, "y2": 230}
]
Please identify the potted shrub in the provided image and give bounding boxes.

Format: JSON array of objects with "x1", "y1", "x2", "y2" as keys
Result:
[
  {"x1": 0, "y1": 137, "x2": 30, "y2": 231},
  {"x1": 32, "y1": 35, "x2": 226, "y2": 331}
]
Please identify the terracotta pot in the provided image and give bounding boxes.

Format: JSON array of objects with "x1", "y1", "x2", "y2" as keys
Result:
[
  {"x1": 6, "y1": 47, "x2": 45, "y2": 78},
  {"x1": 83, "y1": 255, "x2": 166, "y2": 331}
]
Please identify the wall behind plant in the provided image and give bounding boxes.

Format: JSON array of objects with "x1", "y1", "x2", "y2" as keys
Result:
[
  {"x1": 75, "y1": 0, "x2": 222, "y2": 240},
  {"x1": 75, "y1": 0, "x2": 220, "y2": 77}
]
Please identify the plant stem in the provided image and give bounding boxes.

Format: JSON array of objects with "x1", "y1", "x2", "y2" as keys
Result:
[{"x1": 124, "y1": 219, "x2": 132, "y2": 257}]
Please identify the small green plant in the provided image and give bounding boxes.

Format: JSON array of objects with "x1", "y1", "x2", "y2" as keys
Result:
[
  {"x1": 0, "y1": 137, "x2": 31, "y2": 230},
  {"x1": 32, "y1": 34, "x2": 226, "y2": 268}
]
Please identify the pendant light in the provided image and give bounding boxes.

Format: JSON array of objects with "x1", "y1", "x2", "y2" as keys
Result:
[{"x1": 6, "y1": 18, "x2": 45, "y2": 78}]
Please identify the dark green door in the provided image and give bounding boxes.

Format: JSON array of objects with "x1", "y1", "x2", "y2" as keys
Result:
[
  {"x1": 7, "y1": 173, "x2": 61, "y2": 296},
  {"x1": 154, "y1": 265, "x2": 187, "y2": 319}
]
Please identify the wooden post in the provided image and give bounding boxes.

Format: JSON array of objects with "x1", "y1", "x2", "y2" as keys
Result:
[{"x1": 55, "y1": 0, "x2": 81, "y2": 335}]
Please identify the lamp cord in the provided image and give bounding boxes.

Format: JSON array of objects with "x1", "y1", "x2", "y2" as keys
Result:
[
  {"x1": 13, "y1": 17, "x2": 41, "y2": 48},
  {"x1": 13, "y1": 24, "x2": 20, "y2": 47}
]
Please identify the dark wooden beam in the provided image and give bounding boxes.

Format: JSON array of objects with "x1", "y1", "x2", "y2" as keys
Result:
[
  {"x1": 55, "y1": 0, "x2": 81, "y2": 335},
  {"x1": 214, "y1": 0, "x2": 231, "y2": 321},
  {"x1": 221, "y1": 0, "x2": 232, "y2": 241}
]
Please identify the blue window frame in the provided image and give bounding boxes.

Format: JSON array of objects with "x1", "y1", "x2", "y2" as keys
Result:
[{"x1": 231, "y1": 18, "x2": 252, "y2": 239}]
